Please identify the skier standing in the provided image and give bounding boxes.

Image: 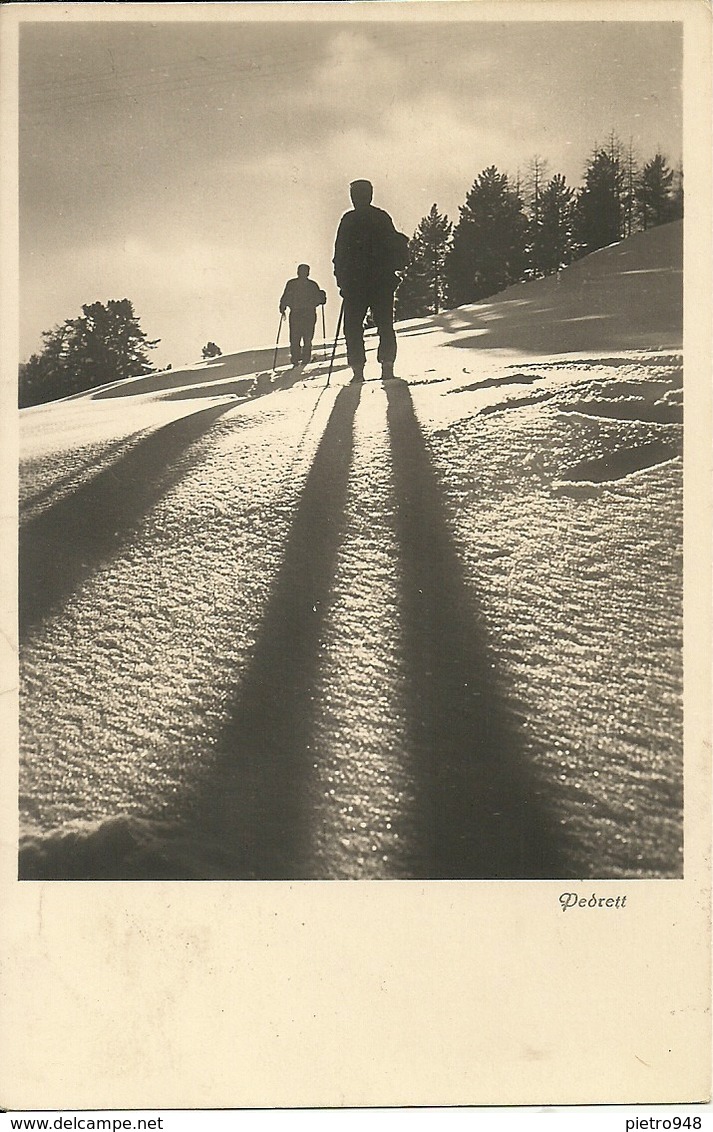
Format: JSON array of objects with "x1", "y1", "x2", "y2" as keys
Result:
[
  {"x1": 333, "y1": 179, "x2": 408, "y2": 382},
  {"x1": 279, "y1": 264, "x2": 327, "y2": 366}
]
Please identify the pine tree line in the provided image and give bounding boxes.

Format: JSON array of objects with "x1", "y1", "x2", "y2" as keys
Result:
[{"x1": 395, "y1": 139, "x2": 683, "y2": 320}]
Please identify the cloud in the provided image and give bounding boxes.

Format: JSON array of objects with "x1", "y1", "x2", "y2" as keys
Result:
[{"x1": 19, "y1": 19, "x2": 682, "y2": 366}]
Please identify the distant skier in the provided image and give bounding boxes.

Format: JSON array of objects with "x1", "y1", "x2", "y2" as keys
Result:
[
  {"x1": 279, "y1": 264, "x2": 327, "y2": 366},
  {"x1": 333, "y1": 179, "x2": 409, "y2": 382}
]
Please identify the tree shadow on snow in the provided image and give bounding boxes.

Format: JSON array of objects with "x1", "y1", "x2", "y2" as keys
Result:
[
  {"x1": 385, "y1": 378, "x2": 567, "y2": 879},
  {"x1": 19, "y1": 402, "x2": 236, "y2": 637},
  {"x1": 191, "y1": 382, "x2": 363, "y2": 879}
]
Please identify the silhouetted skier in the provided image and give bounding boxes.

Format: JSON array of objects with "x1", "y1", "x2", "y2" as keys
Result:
[
  {"x1": 279, "y1": 264, "x2": 327, "y2": 366},
  {"x1": 333, "y1": 179, "x2": 408, "y2": 383}
]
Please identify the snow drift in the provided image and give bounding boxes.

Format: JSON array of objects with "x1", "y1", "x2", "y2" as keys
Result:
[{"x1": 19, "y1": 221, "x2": 683, "y2": 880}]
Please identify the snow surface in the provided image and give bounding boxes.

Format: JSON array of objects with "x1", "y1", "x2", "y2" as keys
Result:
[{"x1": 19, "y1": 221, "x2": 683, "y2": 879}]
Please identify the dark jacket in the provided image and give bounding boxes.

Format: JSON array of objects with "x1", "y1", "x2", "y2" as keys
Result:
[
  {"x1": 280, "y1": 277, "x2": 326, "y2": 314},
  {"x1": 333, "y1": 205, "x2": 401, "y2": 293}
]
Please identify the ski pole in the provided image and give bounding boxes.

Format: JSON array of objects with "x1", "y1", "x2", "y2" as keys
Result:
[
  {"x1": 321, "y1": 304, "x2": 327, "y2": 362},
  {"x1": 273, "y1": 312, "x2": 285, "y2": 371},
  {"x1": 326, "y1": 301, "x2": 344, "y2": 387}
]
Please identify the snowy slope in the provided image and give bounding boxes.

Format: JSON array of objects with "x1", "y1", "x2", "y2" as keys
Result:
[{"x1": 18, "y1": 222, "x2": 683, "y2": 879}]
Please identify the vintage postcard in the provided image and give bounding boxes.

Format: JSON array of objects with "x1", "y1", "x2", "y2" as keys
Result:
[{"x1": 0, "y1": 0, "x2": 710, "y2": 1111}]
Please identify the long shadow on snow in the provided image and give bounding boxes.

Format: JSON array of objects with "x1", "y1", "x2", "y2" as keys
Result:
[
  {"x1": 19, "y1": 402, "x2": 235, "y2": 637},
  {"x1": 18, "y1": 387, "x2": 353, "y2": 880},
  {"x1": 190, "y1": 382, "x2": 363, "y2": 879},
  {"x1": 385, "y1": 378, "x2": 566, "y2": 879},
  {"x1": 20, "y1": 436, "x2": 135, "y2": 515}
]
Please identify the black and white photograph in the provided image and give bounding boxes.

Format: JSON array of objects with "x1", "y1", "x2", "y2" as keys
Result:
[{"x1": 16, "y1": 10, "x2": 687, "y2": 882}]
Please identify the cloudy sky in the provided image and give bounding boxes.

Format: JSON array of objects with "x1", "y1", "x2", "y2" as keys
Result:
[{"x1": 19, "y1": 11, "x2": 682, "y2": 369}]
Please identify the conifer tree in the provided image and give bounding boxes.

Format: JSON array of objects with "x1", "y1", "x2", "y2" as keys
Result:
[
  {"x1": 622, "y1": 140, "x2": 640, "y2": 237},
  {"x1": 670, "y1": 162, "x2": 684, "y2": 220},
  {"x1": 395, "y1": 204, "x2": 452, "y2": 320},
  {"x1": 532, "y1": 175, "x2": 576, "y2": 275},
  {"x1": 636, "y1": 153, "x2": 675, "y2": 230},
  {"x1": 574, "y1": 149, "x2": 625, "y2": 255},
  {"x1": 446, "y1": 167, "x2": 528, "y2": 306},
  {"x1": 526, "y1": 158, "x2": 550, "y2": 226},
  {"x1": 524, "y1": 156, "x2": 549, "y2": 274}
]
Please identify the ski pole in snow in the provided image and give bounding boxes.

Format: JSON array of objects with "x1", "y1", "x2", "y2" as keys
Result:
[
  {"x1": 273, "y1": 312, "x2": 285, "y2": 371},
  {"x1": 326, "y1": 301, "x2": 344, "y2": 387},
  {"x1": 321, "y1": 305, "x2": 327, "y2": 362}
]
